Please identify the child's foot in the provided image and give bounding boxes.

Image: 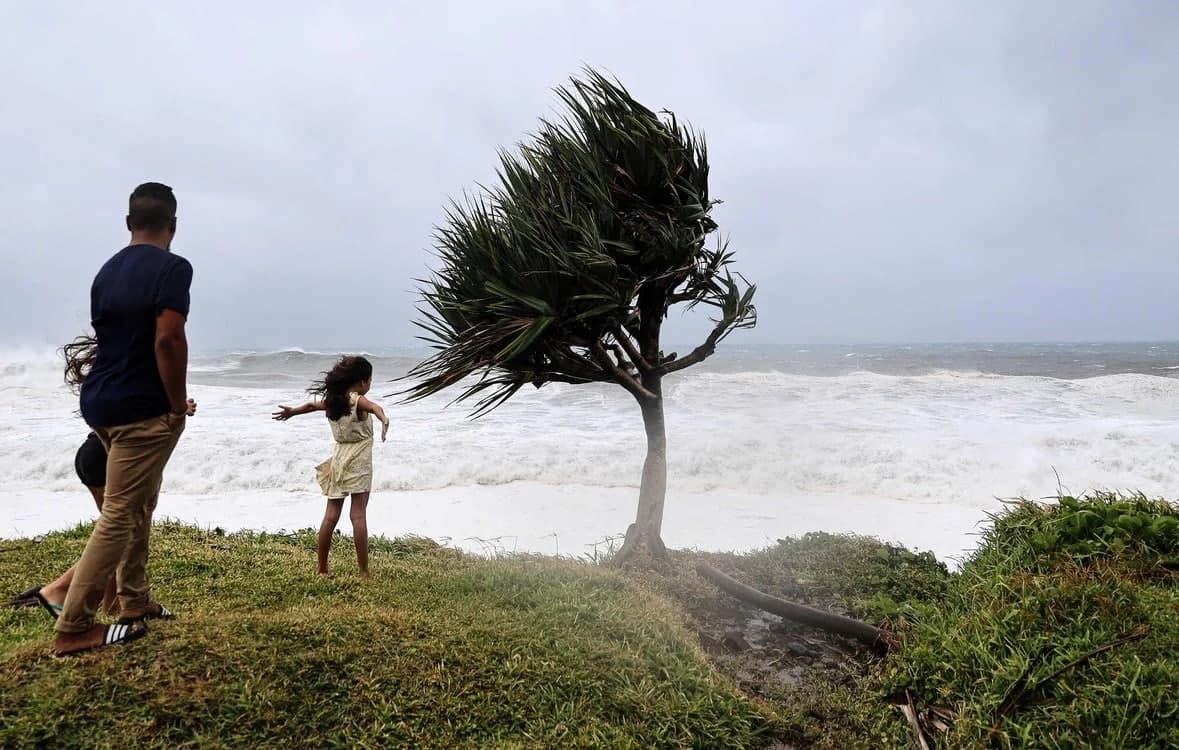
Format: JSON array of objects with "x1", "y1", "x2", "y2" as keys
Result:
[{"x1": 34, "y1": 589, "x2": 64, "y2": 619}]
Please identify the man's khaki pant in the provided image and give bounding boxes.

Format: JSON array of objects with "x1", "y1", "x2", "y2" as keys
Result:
[{"x1": 56, "y1": 413, "x2": 185, "y2": 634}]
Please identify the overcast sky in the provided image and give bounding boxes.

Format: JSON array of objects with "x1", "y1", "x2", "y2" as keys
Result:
[{"x1": 1, "y1": 1, "x2": 1176, "y2": 352}]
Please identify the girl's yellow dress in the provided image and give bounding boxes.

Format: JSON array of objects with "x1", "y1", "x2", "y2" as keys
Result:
[{"x1": 315, "y1": 392, "x2": 373, "y2": 498}]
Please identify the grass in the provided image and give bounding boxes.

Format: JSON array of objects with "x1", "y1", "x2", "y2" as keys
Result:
[
  {"x1": 639, "y1": 534, "x2": 953, "y2": 749},
  {"x1": 639, "y1": 494, "x2": 1179, "y2": 749},
  {"x1": 0, "y1": 523, "x2": 781, "y2": 749},
  {"x1": 882, "y1": 492, "x2": 1179, "y2": 749},
  {"x1": 4, "y1": 492, "x2": 1176, "y2": 748},
  {"x1": 648, "y1": 532, "x2": 952, "y2": 623}
]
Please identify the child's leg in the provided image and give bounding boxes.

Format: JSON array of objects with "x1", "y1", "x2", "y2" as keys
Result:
[
  {"x1": 348, "y1": 492, "x2": 370, "y2": 578},
  {"x1": 39, "y1": 566, "x2": 116, "y2": 613},
  {"x1": 317, "y1": 498, "x2": 345, "y2": 575},
  {"x1": 40, "y1": 486, "x2": 118, "y2": 614},
  {"x1": 38, "y1": 567, "x2": 75, "y2": 608}
]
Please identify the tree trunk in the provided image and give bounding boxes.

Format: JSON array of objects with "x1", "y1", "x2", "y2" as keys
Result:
[
  {"x1": 612, "y1": 374, "x2": 669, "y2": 565},
  {"x1": 611, "y1": 288, "x2": 672, "y2": 566}
]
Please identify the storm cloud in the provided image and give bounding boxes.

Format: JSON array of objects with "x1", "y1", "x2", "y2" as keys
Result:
[{"x1": 1, "y1": 0, "x2": 1176, "y2": 351}]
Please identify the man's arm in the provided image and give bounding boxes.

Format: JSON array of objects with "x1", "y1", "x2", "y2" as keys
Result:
[
  {"x1": 156, "y1": 309, "x2": 188, "y2": 414},
  {"x1": 155, "y1": 257, "x2": 193, "y2": 416}
]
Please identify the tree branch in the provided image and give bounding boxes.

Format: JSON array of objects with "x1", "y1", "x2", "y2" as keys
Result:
[
  {"x1": 986, "y1": 626, "x2": 1149, "y2": 742},
  {"x1": 899, "y1": 690, "x2": 932, "y2": 750},
  {"x1": 591, "y1": 341, "x2": 657, "y2": 401},
  {"x1": 545, "y1": 346, "x2": 610, "y2": 383},
  {"x1": 608, "y1": 343, "x2": 634, "y2": 374},
  {"x1": 658, "y1": 316, "x2": 731, "y2": 375},
  {"x1": 611, "y1": 324, "x2": 652, "y2": 372},
  {"x1": 535, "y1": 372, "x2": 598, "y2": 386},
  {"x1": 696, "y1": 563, "x2": 891, "y2": 651}
]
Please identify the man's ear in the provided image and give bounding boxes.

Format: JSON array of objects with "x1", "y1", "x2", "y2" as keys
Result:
[
  {"x1": 168, "y1": 217, "x2": 177, "y2": 234},
  {"x1": 126, "y1": 215, "x2": 133, "y2": 231}
]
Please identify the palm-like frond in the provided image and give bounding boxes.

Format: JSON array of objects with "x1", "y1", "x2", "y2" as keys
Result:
[{"x1": 400, "y1": 68, "x2": 755, "y2": 414}]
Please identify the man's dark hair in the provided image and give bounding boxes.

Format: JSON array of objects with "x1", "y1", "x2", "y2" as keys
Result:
[{"x1": 127, "y1": 182, "x2": 177, "y2": 231}]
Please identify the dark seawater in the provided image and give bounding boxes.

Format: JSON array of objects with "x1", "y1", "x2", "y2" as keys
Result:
[{"x1": 189, "y1": 342, "x2": 1179, "y2": 389}]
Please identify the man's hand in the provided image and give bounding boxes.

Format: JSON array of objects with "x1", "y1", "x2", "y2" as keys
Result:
[{"x1": 185, "y1": 398, "x2": 197, "y2": 417}]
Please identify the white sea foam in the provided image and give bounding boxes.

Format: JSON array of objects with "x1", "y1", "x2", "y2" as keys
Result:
[{"x1": 2, "y1": 348, "x2": 1178, "y2": 559}]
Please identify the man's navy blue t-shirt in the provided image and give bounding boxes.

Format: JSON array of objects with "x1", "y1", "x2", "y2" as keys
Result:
[{"x1": 80, "y1": 244, "x2": 193, "y2": 428}]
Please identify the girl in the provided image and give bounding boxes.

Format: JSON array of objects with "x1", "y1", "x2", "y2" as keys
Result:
[{"x1": 273, "y1": 355, "x2": 389, "y2": 578}]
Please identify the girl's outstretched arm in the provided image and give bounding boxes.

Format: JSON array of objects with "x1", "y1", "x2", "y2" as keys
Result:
[
  {"x1": 357, "y1": 396, "x2": 390, "y2": 442},
  {"x1": 272, "y1": 401, "x2": 325, "y2": 421}
]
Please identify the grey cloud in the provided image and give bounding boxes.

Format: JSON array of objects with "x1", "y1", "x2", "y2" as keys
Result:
[{"x1": 1, "y1": 0, "x2": 1176, "y2": 351}]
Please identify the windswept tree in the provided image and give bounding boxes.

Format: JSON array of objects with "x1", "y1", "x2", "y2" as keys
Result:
[{"x1": 402, "y1": 69, "x2": 756, "y2": 563}]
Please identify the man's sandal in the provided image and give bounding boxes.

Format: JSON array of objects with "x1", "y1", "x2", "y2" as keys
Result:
[
  {"x1": 54, "y1": 622, "x2": 148, "y2": 657},
  {"x1": 117, "y1": 603, "x2": 174, "y2": 624}
]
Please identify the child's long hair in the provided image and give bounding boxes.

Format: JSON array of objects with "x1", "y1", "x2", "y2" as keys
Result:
[
  {"x1": 62, "y1": 334, "x2": 98, "y2": 391},
  {"x1": 310, "y1": 355, "x2": 374, "y2": 421}
]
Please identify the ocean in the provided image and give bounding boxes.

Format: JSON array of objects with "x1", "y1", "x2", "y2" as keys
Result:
[{"x1": 3, "y1": 342, "x2": 1178, "y2": 563}]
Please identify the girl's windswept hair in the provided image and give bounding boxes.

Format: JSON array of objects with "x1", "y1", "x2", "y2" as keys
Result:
[
  {"x1": 310, "y1": 355, "x2": 374, "y2": 421},
  {"x1": 62, "y1": 334, "x2": 98, "y2": 391}
]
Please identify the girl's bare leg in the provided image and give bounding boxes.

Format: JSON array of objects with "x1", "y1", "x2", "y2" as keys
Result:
[
  {"x1": 39, "y1": 486, "x2": 119, "y2": 614},
  {"x1": 348, "y1": 492, "x2": 370, "y2": 578},
  {"x1": 318, "y1": 498, "x2": 345, "y2": 575}
]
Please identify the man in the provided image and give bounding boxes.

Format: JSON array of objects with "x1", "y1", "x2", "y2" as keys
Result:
[{"x1": 53, "y1": 182, "x2": 193, "y2": 656}]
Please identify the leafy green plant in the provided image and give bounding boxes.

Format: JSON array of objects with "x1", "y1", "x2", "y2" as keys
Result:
[
  {"x1": 882, "y1": 493, "x2": 1179, "y2": 748},
  {"x1": 975, "y1": 492, "x2": 1179, "y2": 574}
]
